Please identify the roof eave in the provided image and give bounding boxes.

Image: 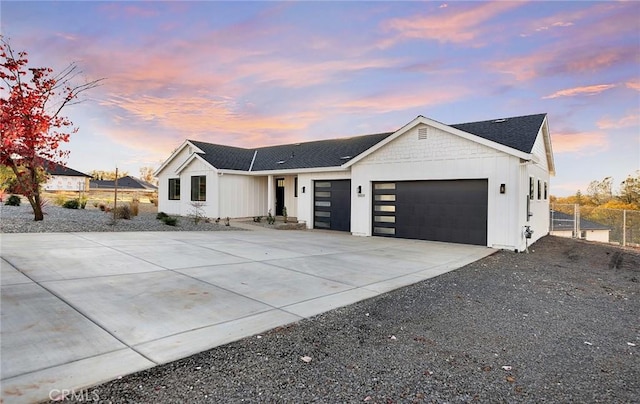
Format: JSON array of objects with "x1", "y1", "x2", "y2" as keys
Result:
[
  {"x1": 175, "y1": 153, "x2": 216, "y2": 175},
  {"x1": 154, "y1": 140, "x2": 205, "y2": 176},
  {"x1": 245, "y1": 166, "x2": 349, "y2": 176},
  {"x1": 541, "y1": 115, "x2": 556, "y2": 176}
]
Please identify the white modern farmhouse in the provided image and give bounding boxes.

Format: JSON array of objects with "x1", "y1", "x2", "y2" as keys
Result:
[{"x1": 156, "y1": 113, "x2": 554, "y2": 251}]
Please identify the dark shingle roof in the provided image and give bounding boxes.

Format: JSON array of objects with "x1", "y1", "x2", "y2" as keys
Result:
[
  {"x1": 90, "y1": 176, "x2": 157, "y2": 190},
  {"x1": 550, "y1": 210, "x2": 610, "y2": 231},
  {"x1": 251, "y1": 132, "x2": 393, "y2": 171},
  {"x1": 186, "y1": 113, "x2": 546, "y2": 172},
  {"x1": 450, "y1": 113, "x2": 546, "y2": 153},
  {"x1": 189, "y1": 141, "x2": 256, "y2": 171},
  {"x1": 43, "y1": 160, "x2": 91, "y2": 177},
  {"x1": 188, "y1": 132, "x2": 393, "y2": 172}
]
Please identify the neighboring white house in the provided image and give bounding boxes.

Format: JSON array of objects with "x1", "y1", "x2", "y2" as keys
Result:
[
  {"x1": 550, "y1": 210, "x2": 611, "y2": 243},
  {"x1": 155, "y1": 113, "x2": 555, "y2": 252},
  {"x1": 42, "y1": 161, "x2": 92, "y2": 192}
]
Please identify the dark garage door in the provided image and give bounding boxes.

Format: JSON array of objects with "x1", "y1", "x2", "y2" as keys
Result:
[
  {"x1": 314, "y1": 180, "x2": 351, "y2": 231},
  {"x1": 372, "y1": 179, "x2": 488, "y2": 245}
]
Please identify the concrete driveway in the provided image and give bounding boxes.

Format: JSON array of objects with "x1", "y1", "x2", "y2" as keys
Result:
[{"x1": 0, "y1": 227, "x2": 494, "y2": 403}]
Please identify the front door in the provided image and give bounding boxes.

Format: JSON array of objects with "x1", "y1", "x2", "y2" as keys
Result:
[{"x1": 275, "y1": 178, "x2": 285, "y2": 215}]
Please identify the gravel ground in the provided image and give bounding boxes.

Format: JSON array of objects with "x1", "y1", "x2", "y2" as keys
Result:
[
  {"x1": 65, "y1": 236, "x2": 639, "y2": 403},
  {"x1": 0, "y1": 204, "x2": 245, "y2": 233}
]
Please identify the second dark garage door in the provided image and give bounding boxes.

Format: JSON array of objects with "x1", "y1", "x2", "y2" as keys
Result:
[{"x1": 372, "y1": 179, "x2": 488, "y2": 246}]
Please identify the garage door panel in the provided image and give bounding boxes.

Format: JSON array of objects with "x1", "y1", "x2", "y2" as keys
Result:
[
  {"x1": 314, "y1": 180, "x2": 351, "y2": 232},
  {"x1": 373, "y1": 180, "x2": 487, "y2": 245}
]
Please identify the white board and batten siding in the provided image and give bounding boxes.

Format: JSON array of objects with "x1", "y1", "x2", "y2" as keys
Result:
[
  {"x1": 218, "y1": 174, "x2": 267, "y2": 218},
  {"x1": 519, "y1": 129, "x2": 552, "y2": 250},
  {"x1": 350, "y1": 122, "x2": 536, "y2": 250},
  {"x1": 157, "y1": 146, "x2": 219, "y2": 217}
]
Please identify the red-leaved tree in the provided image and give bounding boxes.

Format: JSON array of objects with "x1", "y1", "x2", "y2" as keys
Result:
[{"x1": 1, "y1": 37, "x2": 101, "y2": 220}]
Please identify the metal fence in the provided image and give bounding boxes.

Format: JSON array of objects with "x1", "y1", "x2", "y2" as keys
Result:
[{"x1": 551, "y1": 203, "x2": 640, "y2": 247}]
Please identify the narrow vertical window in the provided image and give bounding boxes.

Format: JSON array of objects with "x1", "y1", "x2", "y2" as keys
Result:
[
  {"x1": 537, "y1": 179, "x2": 542, "y2": 200},
  {"x1": 191, "y1": 175, "x2": 206, "y2": 201},
  {"x1": 529, "y1": 177, "x2": 534, "y2": 200},
  {"x1": 168, "y1": 178, "x2": 180, "y2": 200},
  {"x1": 544, "y1": 182, "x2": 548, "y2": 200},
  {"x1": 294, "y1": 177, "x2": 298, "y2": 197}
]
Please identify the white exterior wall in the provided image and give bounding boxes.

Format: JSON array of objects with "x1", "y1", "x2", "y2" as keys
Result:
[
  {"x1": 157, "y1": 147, "x2": 219, "y2": 217},
  {"x1": 157, "y1": 146, "x2": 191, "y2": 216},
  {"x1": 44, "y1": 175, "x2": 87, "y2": 191},
  {"x1": 218, "y1": 174, "x2": 267, "y2": 218},
  {"x1": 351, "y1": 123, "x2": 531, "y2": 250},
  {"x1": 519, "y1": 130, "x2": 551, "y2": 250},
  {"x1": 297, "y1": 170, "x2": 351, "y2": 227},
  {"x1": 179, "y1": 158, "x2": 219, "y2": 218},
  {"x1": 280, "y1": 175, "x2": 299, "y2": 218}
]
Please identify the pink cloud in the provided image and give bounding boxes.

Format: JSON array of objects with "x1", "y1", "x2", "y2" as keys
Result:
[
  {"x1": 380, "y1": 2, "x2": 523, "y2": 47},
  {"x1": 101, "y1": 94, "x2": 319, "y2": 137},
  {"x1": 234, "y1": 57, "x2": 403, "y2": 88},
  {"x1": 597, "y1": 112, "x2": 639, "y2": 129},
  {"x1": 490, "y1": 46, "x2": 635, "y2": 82},
  {"x1": 336, "y1": 87, "x2": 468, "y2": 114},
  {"x1": 543, "y1": 84, "x2": 617, "y2": 99},
  {"x1": 626, "y1": 80, "x2": 640, "y2": 91},
  {"x1": 552, "y1": 131, "x2": 608, "y2": 154},
  {"x1": 491, "y1": 2, "x2": 639, "y2": 81}
]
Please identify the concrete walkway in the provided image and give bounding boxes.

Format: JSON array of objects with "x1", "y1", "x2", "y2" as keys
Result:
[{"x1": 0, "y1": 226, "x2": 494, "y2": 403}]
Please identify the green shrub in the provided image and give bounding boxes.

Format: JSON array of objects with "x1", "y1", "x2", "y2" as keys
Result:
[
  {"x1": 53, "y1": 194, "x2": 66, "y2": 206},
  {"x1": 162, "y1": 216, "x2": 178, "y2": 226},
  {"x1": 62, "y1": 199, "x2": 80, "y2": 209},
  {"x1": 79, "y1": 197, "x2": 88, "y2": 209},
  {"x1": 156, "y1": 211, "x2": 169, "y2": 220},
  {"x1": 114, "y1": 205, "x2": 132, "y2": 220},
  {"x1": 5, "y1": 195, "x2": 21, "y2": 206}
]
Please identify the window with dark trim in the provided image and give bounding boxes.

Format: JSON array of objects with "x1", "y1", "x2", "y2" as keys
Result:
[
  {"x1": 294, "y1": 177, "x2": 298, "y2": 197},
  {"x1": 191, "y1": 175, "x2": 206, "y2": 201},
  {"x1": 544, "y1": 182, "x2": 548, "y2": 200},
  {"x1": 537, "y1": 179, "x2": 542, "y2": 200},
  {"x1": 168, "y1": 178, "x2": 180, "y2": 200},
  {"x1": 529, "y1": 177, "x2": 534, "y2": 200}
]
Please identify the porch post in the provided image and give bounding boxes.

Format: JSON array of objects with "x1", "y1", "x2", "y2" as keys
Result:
[{"x1": 267, "y1": 175, "x2": 275, "y2": 215}]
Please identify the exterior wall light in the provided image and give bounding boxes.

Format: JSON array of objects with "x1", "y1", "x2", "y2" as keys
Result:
[
  {"x1": 357, "y1": 185, "x2": 362, "y2": 194},
  {"x1": 500, "y1": 184, "x2": 506, "y2": 194},
  {"x1": 302, "y1": 186, "x2": 305, "y2": 193}
]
